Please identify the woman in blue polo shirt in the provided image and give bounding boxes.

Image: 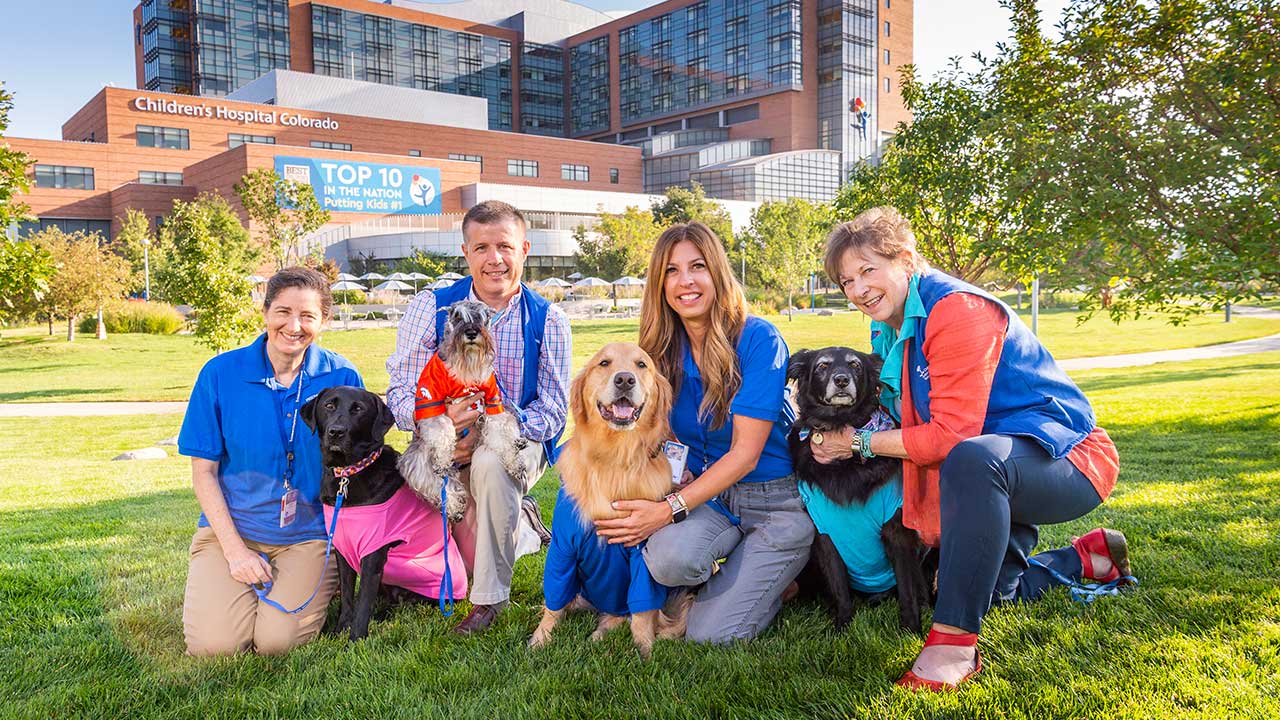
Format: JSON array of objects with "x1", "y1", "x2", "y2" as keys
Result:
[
  {"x1": 596, "y1": 222, "x2": 815, "y2": 643},
  {"x1": 178, "y1": 266, "x2": 363, "y2": 656}
]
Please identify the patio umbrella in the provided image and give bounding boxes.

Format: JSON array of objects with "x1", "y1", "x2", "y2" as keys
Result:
[
  {"x1": 573, "y1": 276, "x2": 610, "y2": 287},
  {"x1": 385, "y1": 272, "x2": 413, "y2": 281},
  {"x1": 567, "y1": 271, "x2": 583, "y2": 280},
  {"x1": 360, "y1": 272, "x2": 386, "y2": 281},
  {"x1": 429, "y1": 278, "x2": 456, "y2": 289},
  {"x1": 439, "y1": 271, "x2": 464, "y2": 280},
  {"x1": 246, "y1": 274, "x2": 267, "y2": 284},
  {"x1": 337, "y1": 272, "x2": 359, "y2": 281},
  {"x1": 407, "y1": 272, "x2": 430, "y2": 291},
  {"x1": 538, "y1": 277, "x2": 571, "y2": 287},
  {"x1": 372, "y1": 280, "x2": 415, "y2": 292},
  {"x1": 330, "y1": 280, "x2": 367, "y2": 292},
  {"x1": 611, "y1": 276, "x2": 644, "y2": 286}
]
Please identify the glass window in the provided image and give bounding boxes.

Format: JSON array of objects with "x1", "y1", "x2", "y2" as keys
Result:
[
  {"x1": 561, "y1": 164, "x2": 589, "y2": 182},
  {"x1": 408, "y1": 149, "x2": 421, "y2": 156},
  {"x1": 136, "y1": 124, "x2": 189, "y2": 149},
  {"x1": 228, "y1": 132, "x2": 276, "y2": 148},
  {"x1": 310, "y1": 140, "x2": 352, "y2": 151},
  {"x1": 885, "y1": 21, "x2": 891, "y2": 36},
  {"x1": 507, "y1": 159, "x2": 538, "y2": 178},
  {"x1": 33, "y1": 165, "x2": 95, "y2": 190},
  {"x1": 725, "y1": 103, "x2": 760, "y2": 125},
  {"x1": 885, "y1": 77, "x2": 891, "y2": 92},
  {"x1": 885, "y1": 49, "x2": 891, "y2": 65},
  {"x1": 448, "y1": 153, "x2": 482, "y2": 172},
  {"x1": 610, "y1": 168, "x2": 619, "y2": 184},
  {"x1": 139, "y1": 170, "x2": 183, "y2": 185}
]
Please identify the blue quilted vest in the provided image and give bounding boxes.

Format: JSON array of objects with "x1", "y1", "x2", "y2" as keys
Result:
[
  {"x1": 908, "y1": 270, "x2": 1096, "y2": 459},
  {"x1": 433, "y1": 277, "x2": 563, "y2": 463}
]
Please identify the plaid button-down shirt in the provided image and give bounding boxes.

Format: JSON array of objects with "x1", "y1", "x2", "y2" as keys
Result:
[{"x1": 386, "y1": 287, "x2": 571, "y2": 443}]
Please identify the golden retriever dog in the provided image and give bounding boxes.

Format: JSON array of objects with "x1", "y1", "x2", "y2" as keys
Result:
[{"x1": 529, "y1": 342, "x2": 692, "y2": 657}]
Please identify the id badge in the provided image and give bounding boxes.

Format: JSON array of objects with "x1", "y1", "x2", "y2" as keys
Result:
[
  {"x1": 663, "y1": 441, "x2": 689, "y2": 487},
  {"x1": 279, "y1": 488, "x2": 299, "y2": 528}
]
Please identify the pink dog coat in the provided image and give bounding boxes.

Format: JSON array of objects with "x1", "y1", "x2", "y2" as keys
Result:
[{"x1": 323, "y1": 484, "x2": 468, "y2": 600}]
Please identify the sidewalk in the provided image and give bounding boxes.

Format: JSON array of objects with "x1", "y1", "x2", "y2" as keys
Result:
[{"x1": 0, "y1": 401, "x2": 188, "y2": 417}]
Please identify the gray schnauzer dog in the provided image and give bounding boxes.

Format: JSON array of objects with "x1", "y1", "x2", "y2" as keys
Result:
[{"x1": 398, "y1": 301, "x2": 527, "y2": 522}]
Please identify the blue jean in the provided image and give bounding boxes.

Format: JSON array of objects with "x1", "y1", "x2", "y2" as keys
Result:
[
  {"x1": 933, "y1": 435, "x2": 1104, "y2": 634},
  {"x1": 643, "y1": 475, "x2": 815, "y2": 644}
]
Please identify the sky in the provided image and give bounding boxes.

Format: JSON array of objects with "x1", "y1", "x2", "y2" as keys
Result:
[{"x1": 0, "y1": 0, "x2": 1068, "y2": 140}]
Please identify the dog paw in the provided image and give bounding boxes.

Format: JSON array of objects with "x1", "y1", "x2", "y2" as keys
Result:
[
  {"x1": 528, "y1": 628, "x2": 551, "y2": 649},
  {"x1": 634, "y1": 639, "x2": 653, "y2": 660}
]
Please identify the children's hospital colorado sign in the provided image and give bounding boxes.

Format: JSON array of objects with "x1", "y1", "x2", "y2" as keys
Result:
[
  {"x1": 131, "y1": 96, "x2": 340, "y2": 129},
  {"x1": 275, "y1": 155, "x2": 442, "y2": 215}
]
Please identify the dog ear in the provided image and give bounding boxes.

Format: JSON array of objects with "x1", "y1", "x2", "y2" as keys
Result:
[
  {"x1": 787, "y1": 349, "x2": 814, "y2": 383},
  {"x1": 866, "y1": 352, "x2": 885, "y2": 380},
  {"x1": 652, "y1": 370, "x2": 673, "y2": 429},
  {"x1": 370, "y1": 390, "x2": 396, "y2": 442},
  {"x1": 300, "y1": 387, "x2": 326, "y2": 433},
  {"x1": 569, "y1": 363, "x2": 591, "y2": 429}
]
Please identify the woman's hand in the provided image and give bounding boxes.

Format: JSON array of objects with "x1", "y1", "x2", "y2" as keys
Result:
[
  {"x1": 594, "y1": 499, "x2": 673, "y2": 547},
  {"x1": 810, "y1": 426, "x2": 855, "y2": 464},
  {"x1": 226, "y1": 543, "x2": 274, "y2": 585}
]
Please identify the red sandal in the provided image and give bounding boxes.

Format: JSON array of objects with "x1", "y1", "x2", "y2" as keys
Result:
[
  {"x1": 1072, "y1": 527, "x2": 1131, "y2": 583},
  {"x1": 895, "y1": 629, "x2": 982, "y2": 691}
]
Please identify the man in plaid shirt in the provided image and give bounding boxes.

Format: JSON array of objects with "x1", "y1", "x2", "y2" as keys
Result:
[{"x1": 387, "y1": 200, "x2": 571, "y2": 634}]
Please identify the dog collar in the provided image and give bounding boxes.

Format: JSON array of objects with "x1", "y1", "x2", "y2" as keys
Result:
[{"x1": 332, "y1": 447, "x2": 384, "y2": 478}]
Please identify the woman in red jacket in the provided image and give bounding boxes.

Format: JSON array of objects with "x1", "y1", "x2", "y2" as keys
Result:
[{"x1": 811, "y1": 207, "x2": 1131, "y2": 690}]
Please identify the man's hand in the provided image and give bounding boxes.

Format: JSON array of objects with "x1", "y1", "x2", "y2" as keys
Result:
[{"x1": 445, "y1": 392, "x2": 483, "y2": 433}]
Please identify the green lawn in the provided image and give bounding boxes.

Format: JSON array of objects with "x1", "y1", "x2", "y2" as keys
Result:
[
  {"x1": 3, "y1": 308, "x2": 1278, "y2": 403},
  {"x1": 2, "y1": 354, "x2": 1277, "y2": 718}
]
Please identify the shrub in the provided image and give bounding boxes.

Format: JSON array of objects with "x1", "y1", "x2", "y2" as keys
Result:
[
  {"x1": 332, "y1": 289, "x2": 367, "y2": 305},
  {"x1": 77, "y1": 301, "x2": 184, "y2": 334}
]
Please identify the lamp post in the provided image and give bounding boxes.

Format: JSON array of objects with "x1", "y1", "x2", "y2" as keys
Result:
[{"x1": 142, "y1": 236, "x2": 151, "y2": 301}]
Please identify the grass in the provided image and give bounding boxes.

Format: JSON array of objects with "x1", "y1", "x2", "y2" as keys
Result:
[
  {"x1": 2, "y1": 308, "x2": 1279, "y2": 403},
  {"x1": 2, "y1": 353, "x2": 1278, "y2": 718}
]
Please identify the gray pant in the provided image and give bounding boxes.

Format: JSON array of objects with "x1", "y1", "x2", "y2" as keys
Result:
[
  {"x1": 643, "y1": 474, "x2": 815, "y2": 644},
  {"x1": 453, "y1": 442, "x2": 546, "y2": 605}
]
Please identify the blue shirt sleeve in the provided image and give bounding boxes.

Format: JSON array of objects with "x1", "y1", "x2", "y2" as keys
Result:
[
  {"x1": 178, "y1": 360, "x2": 225, "y2": 462},
  {"x1": 730, "y1": 319, "x2": 790, "y2": 421}
]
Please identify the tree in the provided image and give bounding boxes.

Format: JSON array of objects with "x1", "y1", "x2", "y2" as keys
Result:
[
  {"x1": 832, "y1": 60, "x2": 1013, "y2": 284},
  {"x1": 744, "y1": 199, "x2": 829, "y2": 320},
  {"x1": 0, "y1": 81, "x2": 32, "y2": 228},
  {"x1": 28, "y1": 228, "x2": 131, "y2": 341},
  {"x1": 156, "y1": 193, "x2": 259, "y2": 351},
  {"x1": 234, "y1": 168, "x2": 330, "y2": 271},
  {"x1": 393, "y1": 248, "x2": 448, "y2": 278},
  {"x1": 991, "y1": 0, "x2": 1280, "y2": 319},
  {"x1": 113, "y1": 208, "x2": 166, "y2": 298},
  {"x1": 651, "y1": 182, "x2": 736, "y2": 254},
  {"x1": 573, "y1": 206, "x2": 659, "y2": 279},
  {"x1": 0, "y1": 238, "x2": 54, "y2": 334}
]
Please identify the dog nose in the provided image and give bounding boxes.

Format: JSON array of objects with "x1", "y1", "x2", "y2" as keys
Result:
[
  {"x1": 833, "y1": 374, "x2": 851, "y2": 389},
  {"x1": 327, "y1": 426, "x2": 347, "y2": 437},
  {"x1": 464, "y1": 328, "x2": 479, "y2": 341},
  {"x1": 614, "y1": 372, "x2": 636, "y2": 390}
]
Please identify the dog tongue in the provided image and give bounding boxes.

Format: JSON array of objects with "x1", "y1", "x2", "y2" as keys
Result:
[{"x1": 611, "y1": 403, "x2": 635, "y2": 420}]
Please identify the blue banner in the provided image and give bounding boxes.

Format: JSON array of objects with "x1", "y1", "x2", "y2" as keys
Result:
[{"x1": 274, "y1": 155, "x2": 442, "y2": 215}]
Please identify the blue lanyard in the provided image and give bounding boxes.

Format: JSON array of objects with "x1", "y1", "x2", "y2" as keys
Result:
[
  {"x1": 254, "y1": 479, "x2": 346, "y2": 614},
  {"x1": 272, "y1": 369, "x2": 305, "y2": 491}
]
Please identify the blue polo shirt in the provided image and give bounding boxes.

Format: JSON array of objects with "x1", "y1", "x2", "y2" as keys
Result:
[
  {"x1": 542, "y1": 488, "x2": 668, "y2": 615},
  {"x1": 178, "y1": 334, "x2": 364, "y2": 545},
  {"x1": 672, "y1": 315, "x2": 795, "y2": 483}
]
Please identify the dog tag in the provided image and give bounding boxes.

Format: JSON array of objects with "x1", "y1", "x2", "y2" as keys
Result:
[
  {"x1": 663, "y1": 441, "x2": 689, "y2": 487},
  {"x1": 279, "y1": 488, "x2": 299, "y2": 528}
]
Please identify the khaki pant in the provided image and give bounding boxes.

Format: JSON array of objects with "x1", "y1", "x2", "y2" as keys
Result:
[
  {"x1": 452, "y1": 443, "x2": 546, "y2": 605},
  {"x1": 182, "y1": 526, "x2": 337, "y2": 656}
]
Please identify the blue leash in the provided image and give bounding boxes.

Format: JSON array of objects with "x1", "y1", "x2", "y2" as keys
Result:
[
  {"x1": 253, "y1": 479, "x2": 347, "y2": 615},
  {"x1": 438, "y1": 478, "x2": 455, "y2": 617},
  {"x1": 1028, "y1": 557, "x2": 1138, "y2": 605}
]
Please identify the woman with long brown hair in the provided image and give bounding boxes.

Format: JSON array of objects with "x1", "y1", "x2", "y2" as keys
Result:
[{"x1": 593, "y1": 222, "x2": 814, "y2": 643}]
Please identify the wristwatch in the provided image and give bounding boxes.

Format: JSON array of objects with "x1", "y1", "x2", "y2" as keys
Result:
[{"x1": 665, "y1": 492, "x2": 688, "y2": 523}]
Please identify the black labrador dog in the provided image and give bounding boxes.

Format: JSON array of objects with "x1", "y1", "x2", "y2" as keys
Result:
[
  {"x1": 787, "y1": 347, "x2": 933, "y2": 633},
  {"x1": 300, "y1": 385, "x2": 430, "y2": 641}
]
